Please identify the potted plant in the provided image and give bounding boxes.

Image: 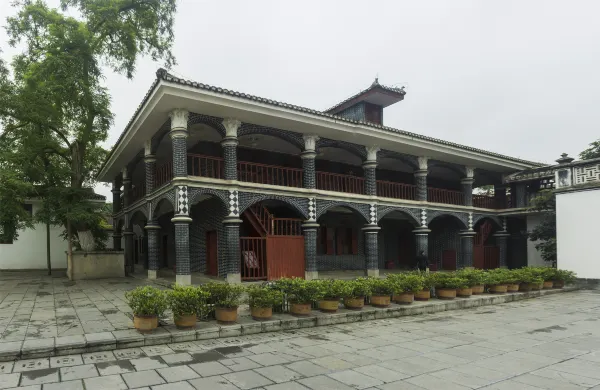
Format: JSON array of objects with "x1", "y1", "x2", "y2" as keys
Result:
[
  {"x1": 525, "y1": 267, "x2": 545, "y2": 290},
  {"x1": 167, "y1": 285, "x2": 209, "y2": 329},
  {"x1": 541, "y1": 268, "x2": 556, "y2": 289},
  {"x1": 485, "y1": 269, "x2": 509, "y2": 293},
  {"x1": 246, "y1": 285, "x2": 284, "y2": 321},
  {"x1": 390, "y1": 274, "x2": 424, "y2": 304},
  {"x1": 316, "y1": 279, "x2": 346, "y2": 313},
  {"x1": 415, "y1": 272, "x2": 435, "y2": 301},
  {"x1": 286, "y1": 278, "x2": 322, "y2": 316},
  {"x1": 368, "y1": 278, "x2": 394, "y2": 307},
  {"x1": 434, "y1": 274, "x2": 468, "y2": 300},
  {"x1": 515, "y1": 268, "x2": 539, "y2": 291},
  {"x1": 457, "y1": 269, "x2": 486, "y2": 295},
  {"x1": 125, "y1": 286, "x2": 167, "y2": 333},
  {"x1": 204, "y1": 282, "x2": 244, "y2": 324},
  {"x1": 552, "y1": 269, "x2": 576, "y2": 289},
  {"x1": 341, "y1": 278, "x2": 370, "y2": 310},
  {"x1": 504, "y1": 270, "x2": 521, "y2": 292}
]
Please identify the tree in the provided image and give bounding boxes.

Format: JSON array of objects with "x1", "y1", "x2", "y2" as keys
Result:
[
  {"x1": 580, "y1": 139, "x2": 600, "y2": 160},
  {"x1": 0, "y1": 0, "x2": 177, "y2": 268},
  {"x1": 527, "y1": 190, "x2": 556, "y2": 266}
]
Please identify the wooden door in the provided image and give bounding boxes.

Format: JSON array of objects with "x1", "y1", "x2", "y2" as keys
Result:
[
  {"x1": 266, "y1": 236, "x2": 305, "y2": 280},
  {"x1": 206, "y1": 231, "x2": 218, "y2": 276},
  {"x1": 442, "y1": 249, "x2": 457, "y2": 270}
]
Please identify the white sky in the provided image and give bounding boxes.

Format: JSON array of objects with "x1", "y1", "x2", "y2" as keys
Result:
[{"x1": 2, "y1": 0, "x2": 599, "y2": 199}]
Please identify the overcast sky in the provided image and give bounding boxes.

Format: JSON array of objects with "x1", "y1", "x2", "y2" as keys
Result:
[{"x1": 2, "y1": 0, "x2": 599, "y2": 199}]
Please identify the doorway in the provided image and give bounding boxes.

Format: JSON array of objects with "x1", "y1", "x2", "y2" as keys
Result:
[{"x1": 206, "y1": 231, "x2": 218, "y2": 276}]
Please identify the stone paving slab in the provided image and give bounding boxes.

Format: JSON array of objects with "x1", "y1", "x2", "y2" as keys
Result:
[{"x1": 0, "y1": 275, "x2": 579, "y2": 362}]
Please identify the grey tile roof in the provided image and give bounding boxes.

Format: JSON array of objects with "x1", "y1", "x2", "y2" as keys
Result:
[
  {"x1": 100, "y1": 68, "x2": 545, "y2": 176},
  {"x1": 324, "y1": 78, "x2": 406, "y2": 113}
]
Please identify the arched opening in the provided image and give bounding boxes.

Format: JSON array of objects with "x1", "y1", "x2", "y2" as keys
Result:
[
  {"x1": 429, "y1": 215, "x2": 465, "y2": 270},
  {"x1": 130, "y1": 210, "x2": 148, "y2": 271},
  {"x1": 473, "y1": 218, "x2": 500, "y2": 269},
  {"x1": 153, "y1": 198, "x2": 175, "y2": 271},
  {"x1": 189, "y1": 194, "x2": 228, "y2": 277},
  {"x1": 316, "y1": 205, "x2": 368, "y2": 273},
  {"x1": 240, "y1": 199, "x2": 306, "y2": 281},
  {"x1": 378, "y1": 210, "x2": 419, "y2": 270}
]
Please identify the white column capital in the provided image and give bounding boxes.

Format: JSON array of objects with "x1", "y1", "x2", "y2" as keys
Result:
[
  {"x1": 121, "y1": 167, "x2": 129, "y2": 180},
  {"x1": 144, "y1": 140, "x2": 153, "y2": 156},
  {"x1": 365, "y1": 145, "x2": 380, "y2": 162},
  {"x1": 302, "y1": 134, "x2": 320, "y2": 152},
  {"x1": 169, "y1": 109, "x2": 189, "y2": 131},
  {"x1": 465, "y1": 166, "x2": 476, "y2": 178},
  {"x1": 222, "y1": 118, "x2": 242, "y2": 138},
  {"x1": 417, "y1": 156, "x2": 429, "y2": 171}
]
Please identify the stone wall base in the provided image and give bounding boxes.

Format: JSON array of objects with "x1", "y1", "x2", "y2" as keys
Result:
[{"x1": 67, "y1": 251, "x2": 125, "y2": 280}]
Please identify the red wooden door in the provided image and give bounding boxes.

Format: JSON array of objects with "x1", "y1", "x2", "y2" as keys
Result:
[
  {"x1": 267, "y1": 236, "x2": 305, "y2": 280},
  {"x1": 206, "y1": 231, "x2": 218, "y2": 276},
  {"x1": 442, "y1": 250, "x2": 457, "y2": 270}
]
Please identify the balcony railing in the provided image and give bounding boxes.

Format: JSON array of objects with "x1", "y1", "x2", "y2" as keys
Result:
[
  {"x1": 473, "y1": 195, "x2": 497, "y2": 209},
  {"x1": 130, "y1": 181, "x2": 146, "y2": 204},
  {"x1": 428, "y1": 187, "x2": 464, "y2": 206},
  {"x1": 239, "y1": 161, "x2": 303, "y2": 188},
  {"x1": 188, "y1": 154, "x2": 224, "y2": 179},
  {"x1": 377, "y1": 180, "x2": 417, "y2": 200},
  {"x1": 316, "y1": 172, "x2": 365, "y2": 194},
  {"x1": 155, "y1": 161, "x2": 173, "y2": 189}
]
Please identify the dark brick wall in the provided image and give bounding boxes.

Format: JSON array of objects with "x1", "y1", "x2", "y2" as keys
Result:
[
  {"x1": 157, "y1": 212, "x2": 176, "y2": 269},
  {"x1": 336, "y1": 103, "x2": 365, "y2": 122},
  {"x1": 429, "y1": 217, "x2": 461, "y2": 269},
  {"x1": 190, "y1": 197, "x2": 227, "y2": 275},
  {"x1": 379, "y1": 219, "x2": 416, "y2": 269},
  {"x1": 316, "y1": 212, "x2": 365, "y2": 271}
]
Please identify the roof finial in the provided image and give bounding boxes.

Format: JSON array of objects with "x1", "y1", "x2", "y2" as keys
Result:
[
  {"x1": 556, "y1": 153, "x2": 574, "y2": 165},
  {"x1": 372, "y1": 75, "x2": 380, "y2": 87}
]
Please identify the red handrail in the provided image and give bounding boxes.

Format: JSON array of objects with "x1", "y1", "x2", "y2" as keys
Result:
[
  {"x1": 240, "y1": 237, "x2": 267, "y2": 281},
  {"x1": 271, "y1": 218, "x2": 303, "y2": 236},
  {"x1": 130, "y1": 181, "x2": 146, "y2": 203},
  {"x1": 377, "y1": 180, "x2": 416, "y2": 200},
  {"x1": 473, "y1": 195, "x2": 497, "y2": 209},
  {"x1": 188, "y1": 154, "x2": 224, "y2": 179},
  {"x1": 428, "y1": 188, "x2": 464, "y2": 206},
  {"x1": 154, "y1": 161, "x2": 173, "y2": 189},
  {"x1": 316, "y1": 171, "x2": 365, "y2": 195},
  {"x1": 238, "y1": 161, "x2": 303, "y2": 187}
]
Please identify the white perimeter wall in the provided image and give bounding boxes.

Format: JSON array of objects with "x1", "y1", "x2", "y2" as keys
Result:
[
  {"x1": 0, "y1": 201, "x2": 67, "y2": 270},
  {"x1": 526, "y1": 214, "x2": 548, "y2": 267},
  {"x1": 557, "y1": 188, "x2": 600, "y2": 278}
]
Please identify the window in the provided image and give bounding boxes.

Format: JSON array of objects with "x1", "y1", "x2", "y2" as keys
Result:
[{"x1": 318, "y1": 226, "x2": 358, "y2": 255}]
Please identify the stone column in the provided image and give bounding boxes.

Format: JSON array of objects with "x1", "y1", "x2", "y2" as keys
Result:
[
  {"x1": 462, "y1": 167, "x2": 475, "y2": 207},
  {"x1": 145, "y1": 221, "x2": 160, "y2": 279},
  {"x1": 169, "y1": 109, "x2": 189, "y2": 178},
  {"x1": 111, "y1": 178, "x2": 122, "y2": 250},
  {"x1": 301, "y1": 135, "x2": 319, "y2": 189},
  {"x1": 493, "y1": 232, "x2": 510, "y2": 268},
  {"x1": 515, "y1": 182, "x2": 527, "y2": 208},
  {"x1": 363, "y1": 146, "x2": 380, "y2": 196},
  {"x1": 222, "y1": 119, "x2": 241, "y2": 180},
  {"x1": 122, "y1": 168, "x2": 131, "y2": 208},
  {"x1": 123, "y1": 224, "x2": 134, "y2": 275},
  {"x1": 144, "y1": 141, "x2": 156, "y2": 194},
  {"x1": 302, "y1": 222, "x2": 319, "y2": 280},
  {"x1": 415, "y1": 157, "x2": 428, "y2": 201},
  {"x1": 223, "y1": 217, "x2": 243, "y2": 283},
  {"x1": 459, "y1": 230, "x2": 476, "y2": 268},
  {"x1": 172, "y1": 215, "x2": 192, "y2": 285},
  {"x1": 412, "y1": 227, "x2": 431, "y2": 267},
  {"x1": 363, "y1": 225, "x2": 381, "y2": 277}
]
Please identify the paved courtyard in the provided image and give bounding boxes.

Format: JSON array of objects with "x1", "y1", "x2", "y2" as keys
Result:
[{"x1": 0, "y1": 278, "x2": 598, "y2": 389}]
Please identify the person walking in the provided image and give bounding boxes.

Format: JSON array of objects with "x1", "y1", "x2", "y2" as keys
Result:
[{"x1": 416, "y1": 250, "x2": 428, "y2": 272}]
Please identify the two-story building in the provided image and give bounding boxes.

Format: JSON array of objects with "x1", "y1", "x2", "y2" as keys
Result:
[{"x1": 97, "y1": 69, "x2": 544, "y2": 285}]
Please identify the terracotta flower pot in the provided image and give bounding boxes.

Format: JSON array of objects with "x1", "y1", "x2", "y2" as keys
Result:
[
  {"x1": 290, "y1": 303, "x2": 312, "y2": 316},
  {"x1": 529, "y1": 282, "x2": 543, "y2": 291},
  {"x1": 436, "y1": 288, "x2": 457, "y2": 300},
  {"x1": 553, "y1": 280, "x2": 565, "y2": 289},
  {"x1": 506, "y1": 284, "x2": 520, "y2": 293},
  {"x1": 251, "y1": 307, "x2": 273, "y2": 321},
  {"x1": 456, "y1": 288, "x2": 472, "y2": 298},
  {"x1": 370, "y1": 295, "x2": 391, "y2": 308},
  {"x1": 133, "y1": 315, "x2": 158, "y2": 333},
  {"x1": 471, "y1": 285, "x2": 485, "y2": 295},
  {"x1": 393, "y1": 292, "x2": 414, "y2": 304},
  {"x1": 318, "y1": 299, "x2": 340, "y2": 313},
  {"x1": 518, "y1": 283, "x2": 531, "y2": 292},
  {"x1": 415, "y1": 289, "x2": 431, "y2": 301},
  {"x1": 174, "y1": 314, "x2": 196, "y2": 329},
  {"x1": 343, "y1": 297, "x2": 364, "y2": 310},
  {"x1": 489, "y1": 285, "x2": 508, "y2": 294},
  {"x1": 215, "y1": 307, "x2": 238, "y2": 324},
  {"x1": 543, "y1": 281, "x2": 554, "y2": 289}
]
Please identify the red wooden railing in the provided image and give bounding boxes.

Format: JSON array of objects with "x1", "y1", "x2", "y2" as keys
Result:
[
  {"x1": 316, "y1": 172, "x2": 365, "y2": 194},
  {"x1": 428, "y1": 188, "x2": 464, "y2": 205},
  {"x1": 238, "y1": 161, "x2": 303, "y2": 187},
  {"x1": 188, "y1": 154, "x2": 224, "y2": 178},
  {"x1": 130, "y1": 181, "x2": 146, "y2": 204},
  {"x1": 240, "y1": 237, "x2": 267, "y2": 281},
  {"x1": 377, "y1": 180, "x2": 416, "y2": 200},
  {"x1": 473, "y1": 195, "x2": 497, "y2": 209},
  {"x1": 271, "y1": 218, "x2": 302, "y2": 236},
  {"x1": 249, "y1": 204, "x2": 271, "y2": 235},
  {"x1": 154, "y1": 161, "x2": 173, "y2": 189}
]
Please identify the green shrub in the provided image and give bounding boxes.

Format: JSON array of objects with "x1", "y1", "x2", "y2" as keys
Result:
[
  {"x1": 552, "y1": 269, "x2": 576, "y2": 283},
  {"x1": 246, "y1": 285, "x2": 284, "y2": 309},
  {"x1": 340, "y1": 278, "x2": 371, "y2": 299},
  {"x1": 456, "y1": 269, "x2": 486, "y2": 286},
  {"x1": 167, "y1": 285, "x2": 210, "y2": 318},
  {"x1": 387, "y1": 274, "x2": 424, "y2": 293},
  {"x1": 514, "y1": 268, "x2": 544, "y2": 284},
  {"x1": 285, "y1": 278, "x2": 323, "y2": 304},
  {"x1": 368, "y1": 278, "x2": 395, "y2": 295},
  {"x1": 434, "y1": 274, "x2": 469, "y2": 289},
  {"x1": 484, "y1": 269, "x2": 513, "y2": 285},
  {"x1": 203, "y1": 282, "x2": 244, "y2": 308},
  {"x1": 125, "y1": 286, "x2": 167, "y2": 317},
  {"x1": 315, "y1": 279, "x2": 347, "y2": 300}
]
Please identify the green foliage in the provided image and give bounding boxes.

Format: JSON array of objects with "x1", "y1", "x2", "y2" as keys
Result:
[
  {"x1": 552, "y1": 269, "x2": 577, "y2": 283},
  {"x1": 421, "y1": 272, "x2": 437, "y2": 289},
  {"x1": 125, "y1": 286, "x2": 167, "y2": 317},
  {"x1": 580, "y1": 139, "x2": 600, "y2": 160},
  {"x1": 456, "y1": 269, "x2": 486, "y2": 286},
  {"x1": 314, "y1": 279, "x2": 347, "y2": 300},
  {"x1": 283, "y1": 278, "x2": 323, "y2": 304},
  {"x1": 167, "y1": 285, "x2": 210, "y2": 318},
  {"x1": 528, "y1": 190, "x2": 557, "y2": 263},
  {"x1": 340, "y1": 278, "x2": 371, "y2": 299},
  {"x1": 246, "y1": 285, "x2": 284, "y2": 309},
  {"x1": 203, "y1": 282, "x2": 244, "y2": 309},
  {"x1": 484, "y1": 269, "x2": 511, "y2": 285},
  {"x1": 513, "y1": 268, "x2": 544, "y2": 284},
  {"x1": 368, "y1": 278, "x2": 395, "y2": 295},
  {"x1": 387, "y1": 274, "x2": 425, "y2": 293},
  {"x1": 433, "y1": 274, "x2": 469, "y2": 289}
]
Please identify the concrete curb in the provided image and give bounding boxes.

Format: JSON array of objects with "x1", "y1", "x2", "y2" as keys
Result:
[{"x1": 0, "y1": 286, "x2": 579, "y2": 361}]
